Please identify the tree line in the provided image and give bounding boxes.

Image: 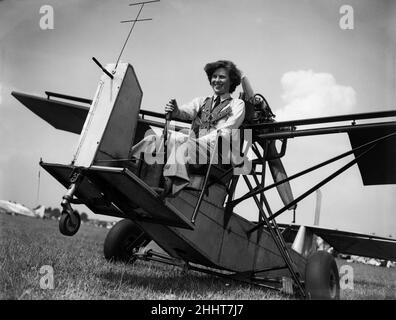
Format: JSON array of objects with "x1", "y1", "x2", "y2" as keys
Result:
[{"x1": 44, "y1": 207, "x2": 89, "y2": 222}]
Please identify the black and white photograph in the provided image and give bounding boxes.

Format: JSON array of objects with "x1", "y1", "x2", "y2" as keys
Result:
[{"x1": 0, "y1": 0, "x2": 395, "y2": 305}]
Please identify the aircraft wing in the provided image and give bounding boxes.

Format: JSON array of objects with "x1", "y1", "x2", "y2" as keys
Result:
[
  {"x1": 11, "y1": 91, "x2": 189, "y2": 136},
  {"x1": 247, "y1": 109, "x2": 396, "y2": 186},
  {"x1": 281, "y1": 224, "x2": 396, "y2": 261},
  {"x1": 348, "y1": 126, "x2": 396, "y2": 185},
  {"x1": 11, "y1": 91, "x2": 89, "y2": 134}
]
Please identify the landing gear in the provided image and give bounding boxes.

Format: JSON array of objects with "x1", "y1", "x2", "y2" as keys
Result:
[
  {"x1": 59, "y1": 210, "x2": 81, "y2": 236},
  {"x1": 305, "y1": 251, "x2": 340, "y2": 300},
  {"x1": 59, "y1": 180, "x2": 81, "y2": 236},
  {"x1": 104, "y1": 219, "x2": 151, "y2": 263}
]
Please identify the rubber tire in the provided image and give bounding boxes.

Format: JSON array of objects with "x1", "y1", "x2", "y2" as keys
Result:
[
  {"x1": 104, "y1": 219, "x2": 150, "y2": 263},
  {"x1": 59, "y1": 212, "x2": 81, "y2": 236},
  {"x1": 305, "y1": 251, "x2": 340, "y2": 300}
]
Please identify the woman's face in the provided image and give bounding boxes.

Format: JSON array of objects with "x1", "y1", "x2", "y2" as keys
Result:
[{"x1": 211, "y1": 67, "x2": 231, "y2": 95}]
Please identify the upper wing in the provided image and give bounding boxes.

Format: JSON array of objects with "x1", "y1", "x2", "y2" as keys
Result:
[
  {"x1": 247, "y1": 110, "x2": 396, "y2": 186},
  {"x1": 12, "y1": 91, "x2": 89, "y2": 134},
  {"x1": 348, "y1": 126, "x2": 396, "y2": 185}
]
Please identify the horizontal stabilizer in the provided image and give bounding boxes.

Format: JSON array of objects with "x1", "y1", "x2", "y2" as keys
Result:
[
  {"x1": 40, "y1": 162, "x2": 127, "y2": 218},
  {"x1": 348, "y1": 126, "x2": 396, "y2": 185},
  {"x1": 40, "y1": 162, "x2": 194, "y2": 230},
  {"x1": 11, "y1": 91, "x2": 183, "y2": 138},
  {"x1": 85, "y1": 166, "x2": 194, "y2": 230},
  {"x1": 12, "y1": 91, "x2": 89, "y2": 134}
]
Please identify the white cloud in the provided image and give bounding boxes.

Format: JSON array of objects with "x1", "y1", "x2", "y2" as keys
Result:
[{"x1": 276, "y1": 70, "x2": 356, "y2": 121}]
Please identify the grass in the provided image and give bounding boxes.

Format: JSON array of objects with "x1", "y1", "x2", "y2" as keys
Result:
[
  {"x1": 0, "y1": 213, "x2": 395, "y2": 300},
  {"x1": 337, "y1": 260, "x2": 396, "y2": 300}
]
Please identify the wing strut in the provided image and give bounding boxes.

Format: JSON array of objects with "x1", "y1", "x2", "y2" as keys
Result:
[
  {"x1": 243, "y1": 175, "x2": 306, "y2": 298},
  {"x1": 248, "y1": 132, "x2": 394, "y2": 234}
]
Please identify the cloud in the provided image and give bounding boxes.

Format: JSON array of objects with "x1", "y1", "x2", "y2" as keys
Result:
[
  {"x1": 276, "y1": 70, "x2": 356, "y2": 121},
  {"x1": 0, "y1": 82, "x2": 2, "y2": 105}
]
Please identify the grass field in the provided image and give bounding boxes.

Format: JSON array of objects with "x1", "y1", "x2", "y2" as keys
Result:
[{"x1": 1, "y1": 213, "x2": 395, "y2": 300}]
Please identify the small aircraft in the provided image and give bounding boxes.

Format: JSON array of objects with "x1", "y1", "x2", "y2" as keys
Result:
[
  {"x1": 10, "y1": 0, "x2": 396, "y2": 300},
  {"x1": 11, "y1": 58, "x2": 396, "y2": 299},
  {"x1": 0, "y1": 199, "x2": 45, "y2": 218}
]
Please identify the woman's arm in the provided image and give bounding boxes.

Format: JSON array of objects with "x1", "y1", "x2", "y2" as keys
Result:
[{"x1": 165, "y1": 97, "x2": 205, "y2": 121}]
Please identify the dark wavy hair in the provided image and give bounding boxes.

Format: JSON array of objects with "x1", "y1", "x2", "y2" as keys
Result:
[{"x1": 204, "y1": 60, "x2": 242, "y2": 93}]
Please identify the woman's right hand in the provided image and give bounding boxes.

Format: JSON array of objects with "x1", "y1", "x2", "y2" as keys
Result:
[{"x1": 165, "y1": 99, "x2": 179, "y2": 116}]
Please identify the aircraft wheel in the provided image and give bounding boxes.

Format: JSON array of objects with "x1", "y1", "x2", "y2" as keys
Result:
[
  {"x1": 305, "y1": 251, "x2": 340, "y2": 300},
  {"x1": 104, "y1": 219, "x2": 150, "y2": 263},
  {"x1": 59, "y1": 211, "x2": 81, "y2": 236}
]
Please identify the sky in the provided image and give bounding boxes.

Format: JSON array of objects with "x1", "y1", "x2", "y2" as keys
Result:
[{"x1": 0, "y1": 0, "x2": 395, "y2": 237}]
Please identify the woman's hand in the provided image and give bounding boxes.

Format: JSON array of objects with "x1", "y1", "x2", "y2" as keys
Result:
[{"x1": 165, "y1": 99, "x2": 179, "y2": 117}]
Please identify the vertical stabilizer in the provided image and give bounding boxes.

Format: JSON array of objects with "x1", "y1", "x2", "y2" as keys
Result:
[{"x1": 72, "y1": 63, "x2": 142, "y2": 167}]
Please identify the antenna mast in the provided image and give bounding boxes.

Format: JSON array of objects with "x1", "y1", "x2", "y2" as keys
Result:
[{"x1": 114, "y1": 0, "x2": 160, "y2": 70}]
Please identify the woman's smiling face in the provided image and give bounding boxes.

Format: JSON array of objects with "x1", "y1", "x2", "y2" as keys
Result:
[{"x1": 211, "y1": 67, "x2": 231, "y2": 95}]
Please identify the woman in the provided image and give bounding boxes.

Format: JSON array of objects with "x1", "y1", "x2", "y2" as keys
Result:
[{"x1": 131, "y1": 60, "x2": 245, "y2": 195}]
